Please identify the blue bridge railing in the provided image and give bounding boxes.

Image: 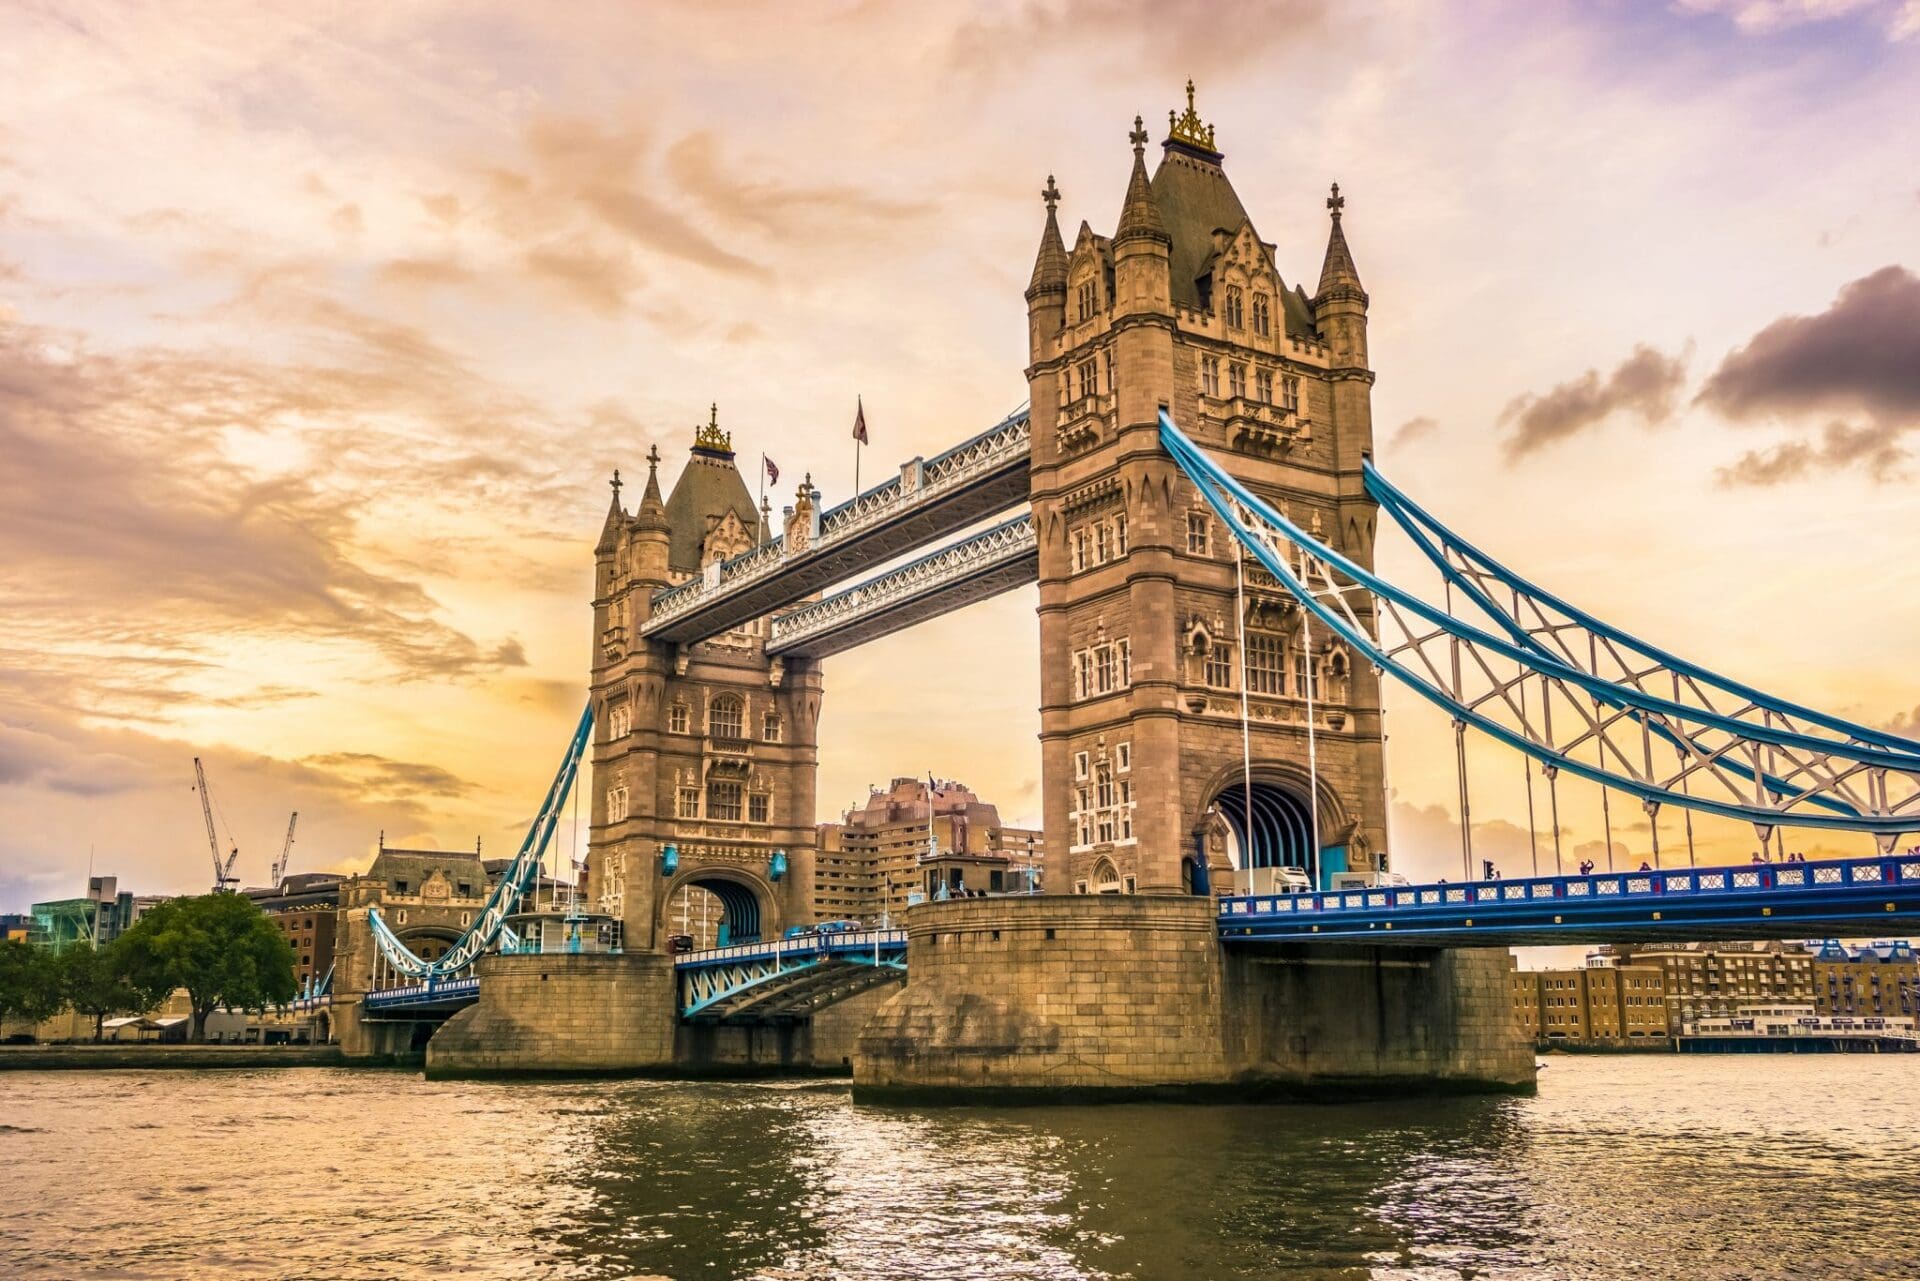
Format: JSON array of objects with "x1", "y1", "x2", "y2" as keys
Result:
[
  {"x1": 1219, "y1": 853, "x2": 1920, "y2": 945},
  {"x1": 361, "y1": 975, "x2": 482, "y2": 1013}
]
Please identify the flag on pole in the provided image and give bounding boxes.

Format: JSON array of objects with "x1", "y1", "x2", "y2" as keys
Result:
[
  {"x1": 763, "y1": 454, "x2": 779, "y2": 486},
  {"x1": 852, "y1": 397, "x2": 869, "y2": 444}
]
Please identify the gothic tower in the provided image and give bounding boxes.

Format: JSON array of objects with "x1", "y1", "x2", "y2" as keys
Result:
[
  {"x1": 1027, "y1": 85, "x2": 1388, "y2": 896},
  {"x1": 587, "y1": 409, "x2": 824, "y2": 949}
]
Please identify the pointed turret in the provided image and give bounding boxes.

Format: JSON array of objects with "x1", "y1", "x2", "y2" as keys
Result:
[
  {"x1": 1113, "y1": 117, "x2": 1168, "y2": 247},
  {"x1": 595, "y1": 469, "x2": 627, "y2": 556},
  {"x1": 630, "y1": 444, "x2": 673, "y2": 589},
  {"x1": 1026, "y1": 175, "x2": 1068, "y2": 299},
  {"x1": 635, "y1": 444, "x2": 668, "y2": 531},
  {"x1": 1314, "y1": 182, "x2": 1366, "y2": 303}
]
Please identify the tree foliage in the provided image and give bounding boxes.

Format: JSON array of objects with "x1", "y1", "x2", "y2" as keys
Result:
[
  {"x1": 0, "y1": 938, "x2": 65, "y2": 1030},
  {"x1": 61, "y1": 939, "x2": 168, "y2": 1042},
  {"x1": 117, "y1": 894, "x2": 296, "y2": 1042}
]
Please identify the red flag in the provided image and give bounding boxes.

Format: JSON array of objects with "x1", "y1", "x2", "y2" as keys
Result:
[
  {"x1": 852, "y1": 397, "x2": 868, "y2": 445},
  {"x1": 763, "y1": 454, "x2": 779, "y2": 486}
]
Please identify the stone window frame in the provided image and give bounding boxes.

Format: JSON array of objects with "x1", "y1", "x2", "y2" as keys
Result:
[
  {"x1": 1116, "y1": 741, "x2": 1131, "y2": 772},
  {"x1": 607, "y1": 701, "x2": 632, "y2": 740},
  {"x1": 748, "y1": 792, "x2": 770, "y2": 824},
  {"x1": 709, "y1": 694, "x2": 745, "y2": 739},
  {"x1": 676, "y1": 786, "x2": 701, "y2": 819},
  {"x1": 1077, "y1": 277, "x2": 1097, "y2": 322},
  {"x1": 668, "y1": 702, "x2": 690, "y2": 734},
  {"x1": 1252, "y1": 291, "x2": 1271, "y2": 337},
  {"x1": 707, "y1": 779, "x2": 744, "y2": 822},
  {"x1": 1228, "y1": 362, "x2": 1246, "y2": 399},
  {"x1": 1246, "y1": 630, "x2": 1286, "y2": 696},
  {"x1": 1071, "y1": 528, "x2": 1089, "y2": 573},
  {"x1": 1074, "y1": 751, "x2": 1089, "y2": 780},
  {"x1": 1203, "y1": 641, "x2": 1235, "y2": 691},
  {"x1": 1199, "y1": 357, "x2": 1220, "y2": 398},
  {"x1": 762, "y1": 711, "x2": 781, "y2": 743},
  {"x1": 1281, "y1": 375, "x2": 1301, "y2": 414},
  {"x1": 1255, "y1": 367, "x2": 1273, "y2": 403},
  {"x1": 1077, "y1": 357, "x2": 1098, "y2": 402},
  {"x1": 1186, "y1": 511, "x2": 1212, "y2": 557},
  {"x1": 607, "y1": 784, "x2": 630, "y2": 823},
  {"x1": 1223, "y1": 284, "x2": 1244, "y2": 329}
]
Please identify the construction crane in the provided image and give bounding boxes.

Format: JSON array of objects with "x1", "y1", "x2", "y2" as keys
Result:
[
  {"x1": 193, "y1": 757, "x2": 241, "y2": 893},
  {"x1": 271, "y1": 812, "x2": 298, "y2": 888}
]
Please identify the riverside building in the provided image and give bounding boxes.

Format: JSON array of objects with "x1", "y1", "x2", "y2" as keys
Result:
[{"x1": 815, "y1": 778, "x2": 1042, "y2": 922}]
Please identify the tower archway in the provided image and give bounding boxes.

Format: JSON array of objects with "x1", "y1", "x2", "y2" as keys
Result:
[
  {"x1": 657, "y1": 866, "x2": 779, "y2": 947},
  {"x1": 1212, "y1": 779, "x2": 1317, "y2": 871}
]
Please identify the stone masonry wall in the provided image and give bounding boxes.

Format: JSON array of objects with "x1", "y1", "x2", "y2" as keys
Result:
[{"x1": 425, "y1": 952, "x2": 677, "y2": 1079}]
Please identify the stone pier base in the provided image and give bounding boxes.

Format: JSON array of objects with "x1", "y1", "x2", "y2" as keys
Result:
[
  {"x1": 421, "y1": 951, "x2": 898, "y2": 1080},
  {"x1": 854, "y1": 895, "x2": 1533, "y2": 1102}
]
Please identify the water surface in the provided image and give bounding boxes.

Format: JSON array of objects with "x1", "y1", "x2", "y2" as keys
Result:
[{"x1": 3, "y1": 1055, "x2": 1916, "y2": 1279}]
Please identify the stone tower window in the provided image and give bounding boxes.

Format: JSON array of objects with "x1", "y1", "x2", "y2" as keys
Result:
[
  {"x1": 607, "y1": 785, "x2": 629, "y2": 823},
  {"x1": 669, "y1": 702, "x2": 690, "y2": 734},
  {"x1": 762, "y1": 711, "x2": 781, "y2": 742},
  {"x1": 707, "y1": 779, "x2": 744, "y2": 822},
  {"x1": 1200, "y1": 357, "x2": 1220, "y2": 398},
  {"x1": 1071, "y1": 529, "x2": 1089, "y2": 573},
  {"x1": 709, "y1": 694, "x2": 744, "y2": 739},
  {"x1": 676, "y1": 786, "x2": 700, "y2": 819},
  {"x1": 1077, "y1": 358, "x2": 1098, "y2": 401},
  {"x1": 1094, "y1": 522, "x2": 1112, "y2": 563},
  {"x1": 1282, "y1": 376, "x2": 1301, "y2": 414},
  {"x1": 607, "y1": 702, "x2": 631, "y2": 740},
  {"x1": 1112, "y1": 513, "x2": 1127, "y2": 556},
  {"x1": 1246, "y1": 632, "x2": 1285, "y2": 695},
  {"x1": 1203, "y1": 641, "x2": 1235, "y2": 690},
  {"x1": 1252, "y1": 292, "x2": 1271, "y2": 337},
  {"x1": 1224, "y1": 285, "x2": 1244, "y2": 329},
  {"x1": 1255, "y1": 367, "x2": 1273, "y2": 403},
  {"x1": 1228, "y1": 363, "x2": 1246, "y2": 399},
  {"x1": 1186, "y1": 511, "x2": 1212, "y2": 557},
  {"x1": 1077, "y1": 277, "x2": 1097, "y2": 321},
  {"x1": 748, "y1": 792, "x2": 770, "y2": 823}
]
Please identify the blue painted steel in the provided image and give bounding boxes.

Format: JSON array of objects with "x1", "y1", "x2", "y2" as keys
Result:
[
  {"x1": 661, "y1": 843, "x2": 679, "y2": 875},
  {"x1": 770, "y1": 850, "x2": 788, "y2": 882},
  {"x1": 1158, "y1": 412, "x2": 1920, "y2": 834},
  {"x1": 366, "y1": 700, "x2": 594, "y2": 980},
  {"x1": 1364, "y1": 458, "x2": 1920, "y2": 765},
  {"x1": 1218, "y1": 853, "x2": 1920, "y2": 946},
  {"x1": 675, "y1": 928, "x2": 908, "y2": 1019},
  {"x1": 361, "y1": 975, "x2": 482, "y2": 1014}
]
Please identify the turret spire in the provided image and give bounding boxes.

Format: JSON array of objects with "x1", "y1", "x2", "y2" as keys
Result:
[
  {"x1": 635, "y1": 443, "x2": 668, "y2": 530},
  {"x1": 596, "y1": 466, "x2": 629, "y2": 554},
  {"x1": 1315, "y1": 181, "x2": 1366, "y2": 302},
  {"x1": 1027, "y1": 174, "x2": 1068, "y2": 298},
  {"x1": 1114, "y1": 115, "x2": 1168, "y2": 246}
]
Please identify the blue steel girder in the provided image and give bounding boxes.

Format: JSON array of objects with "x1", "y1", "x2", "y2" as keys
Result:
[
  {"x1": 644, "y1": 407, "x2": 1031, "y2": 645},
  {"x1": 1159, "y1": 411, "x2": 1920, "y2": 838},
  {"x1": 1219, "y1": 853, "x2": 1920, "y2": 948},
  {"x1": 767, "y1": 514, "x2": 1037, "y2": 658},
  {"x1": 676, "y1": 930, "x2": 908, "y2": 1022},
  {"x1": 359, "y1": 976, "x2": 482, "y2": 1018}
]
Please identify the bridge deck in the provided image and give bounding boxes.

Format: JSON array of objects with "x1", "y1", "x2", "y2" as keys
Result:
[
  {"x1": 1219, "y1": 854, "x2": 1920, "y2": 948},
  {"x1": 676, "y1": 929, "x2": 907, "y2": 1022}
]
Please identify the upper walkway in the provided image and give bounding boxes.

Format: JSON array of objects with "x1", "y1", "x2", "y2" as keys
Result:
[
  {"x1": 643, "y1": 408, "x2": 1031, "y2": 645},
  {"x1": 1219, "y1": 852, "x2": 1920, "y2": 948}
]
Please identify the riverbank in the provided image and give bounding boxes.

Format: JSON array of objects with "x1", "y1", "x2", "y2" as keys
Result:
[{"x1": 0, "y1": 1044, "x2": 387, "y2": 1071}]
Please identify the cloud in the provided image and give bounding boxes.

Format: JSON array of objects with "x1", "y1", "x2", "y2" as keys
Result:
[
  {"x1": 1499, "y1": 344, "x2": 1689, "y2": 459},
  {"x1": 1699, "y1": 264, "x2": 1920, "y2": 417},
  {"x1": 1677, "y1": 0, "x2": 1920, "y2": 38},
  {"x1": 1389, "y1": 415, "x2": 1439, "y2": 447},
  {"x1": 297, "y1": 752, "x2": 473, "y2": 799},
  {"x1": 950, "y1": 0, "x2": 1330, "y2": 77},
  {"x1": 1716, "y1": 419, "x2": 1905, "y2": 485}
]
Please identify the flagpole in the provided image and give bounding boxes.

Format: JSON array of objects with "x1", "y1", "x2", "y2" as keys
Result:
[{"x1": 757, "y1": 456, "x2": 765, "y2": 546}]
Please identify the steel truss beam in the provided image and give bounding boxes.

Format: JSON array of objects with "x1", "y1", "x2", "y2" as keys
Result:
[
  {"x1": 645, "y1": 406, "x2": 1032, "y2": 643},
  {"x1": 1160, "y1": 411, "x2": 1920, "y2": 839},
  {"x1": 767, "y1": 514, "x2": 1037, "y2": 657}
]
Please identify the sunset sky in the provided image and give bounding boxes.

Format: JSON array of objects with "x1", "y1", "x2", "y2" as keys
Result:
[{"x1": 3, "y1": 0, "x2": 1919, "y2": 909}]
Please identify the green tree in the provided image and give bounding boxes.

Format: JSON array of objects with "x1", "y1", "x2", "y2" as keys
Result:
[
  {"x1": 117, "y1": 894, "x2": 297, "y2": 1042},
  {"x1": 61, "y1": 938, "x2": 167, "y2": 1043},
  {"x1": 0, "y1": 938, "x2": 65, "y2": 1034}
]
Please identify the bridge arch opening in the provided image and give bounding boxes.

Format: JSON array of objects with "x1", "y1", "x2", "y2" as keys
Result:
[
  {"x1": 659, "y1": 868, "x2": 778, "y2": 947},
  {"x1": 1212, "y1": 779, "x2": 1318, "y2": 873}
]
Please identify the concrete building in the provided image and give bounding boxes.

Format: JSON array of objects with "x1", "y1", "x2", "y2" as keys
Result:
[
  {"x1": 244, "y1": 872, "x2": 346, "y2": 992},
  {"x1": 27, "y1": 877, "x2": 164, "y2": 952},
  {"x1": 1807, "y1": 940, "x2": 1919, "y2": 1019},
  {"x1": 816, "y1": 778, "x2": 1042, "y2": 920},
  {"x1": 1509, "y1": 956, "x2": 1669, "y2": 1045},
  {"x1": 1601, "y1": 941, "x2": 1815, "y2": 1035},
  {"x1": 0, "y1": 913, "x2": 30, "y2": 942}
]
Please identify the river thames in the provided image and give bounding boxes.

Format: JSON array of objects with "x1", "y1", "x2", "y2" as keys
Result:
[{"x1": 2, "y1": 1054, "x2": 1916, "y2": 1280}]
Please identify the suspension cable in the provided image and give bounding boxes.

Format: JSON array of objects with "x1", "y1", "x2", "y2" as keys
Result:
[
  {"x1": 1234, "y1": 543, "x2": 1255, "y2": 871},
  {"x1": 1300, "y1": 541, "x2": 1322, "y2": 889},
  {"x1": 1446, "y1": 579, "x2": 1472, "y2": 878},
  {"x1": 1521, "y1": 674, "x2": 1540, "y2": 878}
]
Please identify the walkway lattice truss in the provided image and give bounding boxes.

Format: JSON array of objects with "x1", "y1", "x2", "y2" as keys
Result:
[
  {"x1": 1160, "y1": 410, "x2": 1920, "y2": 842},
  {"x1": 365, "y1": 702, "x2": 594, "y2": 981},
  {"x1": 676, "y1": 931, "x2": 908, "y2": 1022}
]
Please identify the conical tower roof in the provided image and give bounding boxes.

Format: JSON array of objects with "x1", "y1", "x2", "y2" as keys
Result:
[
  {"x1": 1027, "y1": 175, "x2": 1068, "y2": 298},
  {"x1": 1114, "y1": 116, "x2": 1168, "y2": 246},
  {"x1": 1314, "y1": 182, "x2": 1366, "y2": 301},
  {"x1": 595, "y1": 472, "x2": 627, "y2": 555},
  {"x1": 634, "y1": 444, "x2": 669, "y2": 531}
]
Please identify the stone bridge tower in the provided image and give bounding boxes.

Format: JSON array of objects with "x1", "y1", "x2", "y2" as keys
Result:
[
  {"x1": 587, "y1": 409, "x2": 825, "y2": 951},
  {"x1": 1025, "y1": 86, "x2": 1388, "y2": 897}
]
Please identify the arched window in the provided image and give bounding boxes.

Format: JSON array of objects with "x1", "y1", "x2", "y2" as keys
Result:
[
  {"x1": 1090, "y1": 857, "x2": 1122, "y2": 893},
  {"x1": 710, "y1": 694, "x2": 744, "y2": 739},
  {"x1": 1252, "y1": 292, "x2": 1271, "y2": 337},
  {"x1": 1224, "y1": 285, "x2": 1244, "y2": 329},
  {"x1": 1228, "y1": 363, "x2": 1246, "y2": 399}
]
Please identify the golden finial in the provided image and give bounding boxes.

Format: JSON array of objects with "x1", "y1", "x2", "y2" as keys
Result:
[
  {"x1": 694, "y1": 401, "x2": 732, "y2": 454},
  {"x1": 1167, "y1": 78, "x2": 1217, "y2": 154}
]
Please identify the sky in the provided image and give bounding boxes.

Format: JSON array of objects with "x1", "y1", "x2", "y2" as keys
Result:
[{"x1": 2, "y1": 0, "x2": 1918, "y2": 910}]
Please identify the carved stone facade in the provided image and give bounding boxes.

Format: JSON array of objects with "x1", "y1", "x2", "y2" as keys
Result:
[
  {"x1": 1025, "y1": 92, "x2": 1388, "y2": 896},
  {"x1": 587, "y1": 416, "x2": 824, "y2": 951}
]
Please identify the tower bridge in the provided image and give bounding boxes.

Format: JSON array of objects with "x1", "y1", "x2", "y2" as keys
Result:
[{"x1": 328, "y1": 87, "x2": 1920, "y2": 1095}]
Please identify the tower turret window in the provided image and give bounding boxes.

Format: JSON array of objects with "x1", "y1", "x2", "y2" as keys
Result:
[
  {"x1": 607, "y1": 786, "x2": 629, "y2": 823},
  {"x1": 607, "y1": 703, "x2": 631, "y2": 740},
  {"x1": 1252, "y1": 292, "x2": 1271, "y2": 337},
  {"x1": 1255, "y1": 368, "x2": 1272, "y2": 403},
  {"x1": 1282, "y1": 376, "x2": 1301, "y2": 414},
  {"x1": 709, "y1": 695, "x2": 744, "y2": 739},
  {"x1": 1204, "y1": 642, "x2": 1235, "y2": 690},
  {"x1": 707, "y1": 780, "x2": 743, "y2": 822},
  {"x1": 676, "y1": 787, "x2": 700, "y2": 819},
  {"x1": 669, "y1": 703, "x2": 690, "y2": 734},
  {"x1": 1228, "y1": 363, "x2": 1246, "y2": 399},
  {"x1": 1224, "y1": 285, "x2": 1244, "y2": 329},
  {"x1": 1078, "y1": 278, "x2": 1097, "y2": 321},
  {"x1": 1200, "y1": 358, "x2": 1220, "y2": 398},
  {"x1": 1186, "y1": 512, "x2": 1212, "y2": 556},
  {"x1": 762, "y1": 711, "x2": 781, "y2": 742}
]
